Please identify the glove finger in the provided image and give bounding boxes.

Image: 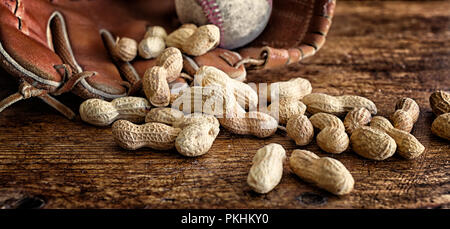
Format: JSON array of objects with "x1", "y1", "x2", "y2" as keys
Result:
[
  {"x1": 51, "y1": 0, "x2": 170, "y2": 99},
  {"x1": 0, "y1": 4, "x2": 64, "y2": 92},
  {"x1": 49, "y1": 10, "x2": 128, "y2": 100}
]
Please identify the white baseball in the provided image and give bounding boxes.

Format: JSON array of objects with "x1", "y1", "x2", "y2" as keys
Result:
[{"x1": 175, "y1": 0, "x2": 272, "y2": 49}]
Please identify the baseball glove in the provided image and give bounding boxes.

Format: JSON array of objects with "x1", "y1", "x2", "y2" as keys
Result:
[{"x1": 0, "y1": 0, "x2": 335, "y2": 119}]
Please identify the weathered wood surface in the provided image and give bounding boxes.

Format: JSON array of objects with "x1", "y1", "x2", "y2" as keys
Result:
[{"x1": 0, "y1": 1, "x2": 449, "y2": 209}]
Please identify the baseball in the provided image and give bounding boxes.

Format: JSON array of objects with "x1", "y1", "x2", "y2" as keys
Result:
[{"x1": 175, "y1": 0, "x2": 273, "y2": 50}]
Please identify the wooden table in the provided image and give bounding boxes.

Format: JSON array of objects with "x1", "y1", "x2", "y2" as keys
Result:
[{"x1": 0, "y1": 1, "x2": 449, "y2": 209}]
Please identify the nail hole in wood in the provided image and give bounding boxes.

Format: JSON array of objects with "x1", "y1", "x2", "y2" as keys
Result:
[
  {"x1": 297, "y1": 192, "x2": 327, "y2": 206},
  {"x1": 15, "y1": 196, "x2": 45, "y2": 209}
]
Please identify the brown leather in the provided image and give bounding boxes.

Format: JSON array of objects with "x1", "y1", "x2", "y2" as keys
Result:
[
  {"x1": 1, "y1": 1, "x2": 152, "y2": 98},
  {"x1": 183, "y1": 48, "x2": 247, "y2": 82},
  {"x1": 239, "y1": 0, "x2": 337, "y2": 70},
  {"x1": 0, "y1": 0, "x2": 335, "y2": 118},
  {"x1": 0, "y1": 0, "x2": 178, "y2": 117}
]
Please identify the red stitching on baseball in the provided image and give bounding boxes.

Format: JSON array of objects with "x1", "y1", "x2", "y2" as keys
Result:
[
  {"x1": 197, "y1": 0, "x2": 225, "y2": 45},
  {"x1": 197, "y1": 0, "x2": 273, "y2": 47}
]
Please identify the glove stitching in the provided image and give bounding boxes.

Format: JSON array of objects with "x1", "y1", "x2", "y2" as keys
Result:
[
  {"x1": 197, "y1": 0, "x2": 224, "y2": 46},
  {"x1": 13, "y1": 0, "x2": 19, "y2": 15}
]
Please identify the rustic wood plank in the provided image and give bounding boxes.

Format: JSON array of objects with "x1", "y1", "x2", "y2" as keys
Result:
[{"x1": 0, "y1": 1, "x2": 449, "y2": 209}]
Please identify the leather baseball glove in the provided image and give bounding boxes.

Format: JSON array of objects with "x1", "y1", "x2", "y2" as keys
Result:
[{"x1": 0, "y1": 0, "x2": 335, "y2": 119}]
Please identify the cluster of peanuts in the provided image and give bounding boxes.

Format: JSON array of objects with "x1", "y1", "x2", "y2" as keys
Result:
[
  {"x1": 430, "y1": 91, "x2": 450, "y2": 141},
  {"x1": 79, "y1": 24, "x2": 449, "y2": 196},
  {"x1": 114, "y1": 24, "x2": 219, "y2": 62}
]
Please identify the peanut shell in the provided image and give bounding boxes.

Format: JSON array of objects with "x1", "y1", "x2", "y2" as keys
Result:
[
  {"x1": 218, "y1": 111, "x2": 278, "y2": 138},
  {"x1": 166, "y1": 24, "x2": 198, "y2": 49},
  {"x1": 370, "y1": 116, "x2": 425, "y2": 159},
  {"x1": 112, "y1": 120, "x2": 181, "y2": 150},
  {"x1": 289, "y1": 150, "x2": 354, "y2": 195},
  {"x1": 286, "y1": 114, "x2": 314, "y2": 146},
  {"x1": 182, "y1": 24, "x2": 220, "y2": 56},
  {"x1": 143, "y1": 66, "x2": 171, "y2": 107},
  {"x1": 145, "y1": 26, "x2": 167, "y2": 39},
  {"x1": 430, "y1": 91, "x2": 450, "y2": 116},
  {"x1": 350, "y1": 126, "x2": 397, "y2": 160},
  {"x1": 344, "y1": 107, "x2": 372, "y2": 135},
  {"x1": 431, "y1": 113, "x2": 450, "y2": 140},
  {"x1": 156, "y1": 47, "x2": 183, "y2": 83},
  {"x1": 310, "y1": 113, "x2": 349, "y2": 154},
  {"x1": 391, "y1": 98, "x2": 420, "y2": 132},
  {"x1": 139, "y1": 36, "x2": 166, "y2": 59},
  {"x1": 194, "y1": 66, "x2": 258, "y2": 110},
  {"x1": 145, "y1": 108, "x2": 184, "y2": 125},
  {"x1": 303, "y1": 93, "x2": 377, "y2": 117},
  {"x1": 115, "y1": 37, "x2": 137, "y2": 62},
  {"x1": 247, "y1": 144, "x2": 286, "y2": 194},
  {"x1": 268, "y1": 98, "x2": 307, "y2": 125},
  {"x1": 175, "y1": 122, "x2": 220, "y2": 157},
  {"x1": 80, "y1": 97, "x2": 151, "y2": 126}
]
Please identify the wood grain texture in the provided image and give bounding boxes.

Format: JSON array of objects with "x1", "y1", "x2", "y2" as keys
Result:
[{"x1": 0, "y1": 1, "x2": 449, "y2": 209}]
